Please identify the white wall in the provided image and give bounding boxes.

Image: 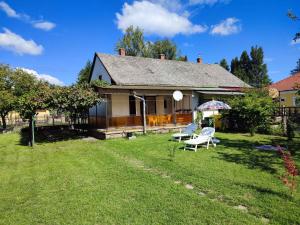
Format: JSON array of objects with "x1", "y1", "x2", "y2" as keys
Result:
[
  {"x1": 111, "y1": 94, "x2": 129, "y2": 117},
  {"x1": 90, "y1": 56, "x2": 112, "y2": 83},
  {"x1": 156, "y1": 96, "x2": 164, "y2": 114}
]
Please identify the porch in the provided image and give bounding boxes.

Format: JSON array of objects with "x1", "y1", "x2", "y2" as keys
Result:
[{"x1": 88, "y1": 90, "x2": 194, "y2": 136}]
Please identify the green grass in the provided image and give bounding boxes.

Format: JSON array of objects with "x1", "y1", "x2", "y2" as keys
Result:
[{"x1": 0, "y1": 132, "x2": 299, "y2": 225}]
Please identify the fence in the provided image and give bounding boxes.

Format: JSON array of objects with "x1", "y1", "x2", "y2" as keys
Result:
[
  {"x1": 1, "y1": 115, "x2": 71, "y2": 129},
  {"x1": 274, "y1": 107, "x2": 300, "y2": 117}
]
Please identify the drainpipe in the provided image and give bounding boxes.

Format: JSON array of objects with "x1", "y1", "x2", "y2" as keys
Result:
[{"x1": 133, "y1": 93, "x2": 146, "y2": 134}]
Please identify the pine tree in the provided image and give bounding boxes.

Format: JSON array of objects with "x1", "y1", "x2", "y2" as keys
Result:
[
  {"x1": 249, "y1": 46, "x2": 271, "y2": 87},
  {"x1": 239, "y1": 51, "x2": 251, "y2": 83},
  {"x1": 230, "y1": 57, "x2": 240, "y2": 75},
  {"x1": 230, "y1": 46, "x2": 271, "y2": 87},
  {"x1": 220, "y1": 59, "x2": 230, "y2": 71}
]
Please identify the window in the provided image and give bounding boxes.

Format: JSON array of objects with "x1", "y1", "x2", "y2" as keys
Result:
[
  {"x1": 129, "y1": 96, "x2": 136, "y2": 115},
  {"x1": 98, "y1": 75, "x2": 102, "y2": 80},
  {"x1": 164, "y1": 99, "x2": 167, "y2": 109},
  {"x1": 293, "y1": 96, "x2": 300, "y2": 107},
  {"x1": 145, "y1": 96, "x2": 156, "y2": 115}
]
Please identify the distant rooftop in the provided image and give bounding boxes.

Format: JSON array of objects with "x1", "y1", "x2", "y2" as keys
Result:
[{"x1": 269, "y1": 72, "x2": 300, "y2": 91}]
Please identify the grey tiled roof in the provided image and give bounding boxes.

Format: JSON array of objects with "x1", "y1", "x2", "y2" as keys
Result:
[{"x1": 96, "y1": 53, "x2": 250, "y2": 88}]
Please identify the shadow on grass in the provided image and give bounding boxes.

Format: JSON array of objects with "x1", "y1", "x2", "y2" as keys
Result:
[
  {"x1": 215, "y1": 137, "x2": 282, "y2": 174},
  {"x1": 234, "y1": 182, "x2": 293, "y2": 200},
  {"x1": 19, "y1": 125, "x2": 88, "y2": 146}
]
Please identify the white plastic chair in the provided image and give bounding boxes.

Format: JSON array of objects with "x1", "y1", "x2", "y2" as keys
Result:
[
  {"x1": 172, "y1": 123, "x2": 197, "y2": 142},
  {"x1": 184, "y1": 127, "x2": 216, "y2": 152}
]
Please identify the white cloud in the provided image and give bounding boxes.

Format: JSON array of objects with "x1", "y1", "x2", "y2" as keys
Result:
[
  {"x1": 20, "y1": 68, "x2": 64, "y2": 86},
  {"x1": 150, "y1": 0, "x2": 183, "y2": 12},
  {"x1": 210, "y1": 17, "x2": 241, "y2": 36},
  {"x1": 291, "y1": 39, "x2": 300, "y2": 45},
  {"x1": 189, "y1": 0, "x2": 229, "y2": 5},
  {"x1": 116, "y1": 1, "x2": 207, "y2": 37},
  {"x1": 33, "y1": 21, "x2": 56, "y2": 31},
  {"x1": 0, "y1": 1, "x2": 56, "y2": 31},
  {"x1": 0, "y1": 28, "x2": 43, "y2": 55},
  {"x1": 0, "y1": 1, "x2": 20, "y2": 18}
]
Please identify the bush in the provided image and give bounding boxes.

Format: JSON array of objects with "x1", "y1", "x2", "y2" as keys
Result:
[{"x1": 222, "y1": 88, "x2": 275, "y2": 136}]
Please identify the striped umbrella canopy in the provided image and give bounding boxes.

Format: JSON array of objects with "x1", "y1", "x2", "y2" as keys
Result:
[{"x1": 197, "y1": 100, "x2": 231, "y2": 111}]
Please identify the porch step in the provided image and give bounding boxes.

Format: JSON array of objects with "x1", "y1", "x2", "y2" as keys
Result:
[{"x1": 89, "y1": 124, "x2": 187, "y2": 140}]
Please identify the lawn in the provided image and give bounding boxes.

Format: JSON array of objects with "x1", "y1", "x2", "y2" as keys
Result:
[{"x1": 0, "y1": 131, "x2": 299, "y2": 225}]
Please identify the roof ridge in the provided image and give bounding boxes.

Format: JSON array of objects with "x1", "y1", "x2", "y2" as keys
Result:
[{"x1": 96, "y1": 52, "x2": 217, "y2": 66}]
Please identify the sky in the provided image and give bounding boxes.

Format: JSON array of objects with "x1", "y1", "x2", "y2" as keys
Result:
[{"x1": 0, "y1": 0, "x2": 299, "y2": 85}]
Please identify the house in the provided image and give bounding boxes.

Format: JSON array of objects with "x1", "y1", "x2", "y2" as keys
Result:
[
  {"x1": 269, "y1": 72, "x2": 300, "y2": 107},
  {"x1": 88, "y1": 49, "x2": 248, "y2": 138}
]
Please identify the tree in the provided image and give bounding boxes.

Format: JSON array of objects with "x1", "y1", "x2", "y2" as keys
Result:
[
  {"x1": 77, "y1": 60, "x2": 92, "y2": 84},
  {"x1": 0, "y1": 65, "x2": 14, "y2": 129},
  {"x1": 116, "y1": 26, "x2": 147, "y2": 57},
  {"x1": 116, "y1": 26, "x2": 183, "y2": 60},
  {"x1": 249, "y1": 46, "x2": 271, "y2": 87},
  {"x1": 291, "y1": 59, "x2": 300, "y2": 74},
  {"x1": 177, "y1": 55, "x2": 188, "y2": 62},
  {"x1": 12, "y1": 69, "x2": 37, "y2": 96},
  {"x1": 17, "y1": 81, "x2": 52, "y2": 146},
  {"x1": 51, "y1": 84, "x2": 101, "y2": 126},
  {"x1": 0, "y1": 91, "x2": 15, "y2": 129},
  {"x1": 230, "y1": 57, "x2": 240, "y2": 75},
  {"x1": 229, "y1": 46, "x2": 271, "y2": 87},
  {"x1": 288, "y1": 10, "x2": 300, "y2": 42},
  {"x1": 219, "y1": 59, "x2": 230, "y2": 71},
  {"x1": 151, "y1": 39, "x2": 177, "y2": 60},
  {"x1": 223, "y1": 88, "x2": 275, "y2": 136},
  {"x1": 239, "y1": 51, "x2": 251, "y2": 83}
]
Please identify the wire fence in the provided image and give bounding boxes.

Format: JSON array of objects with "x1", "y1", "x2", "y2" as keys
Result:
[{"x1": 0, "y1": 115, "x2": 88, "y2": 130}]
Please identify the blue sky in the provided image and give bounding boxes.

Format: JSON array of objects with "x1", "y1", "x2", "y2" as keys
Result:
[{"x1": 0, "y1": 0, "x2": 299, "y2": 85}]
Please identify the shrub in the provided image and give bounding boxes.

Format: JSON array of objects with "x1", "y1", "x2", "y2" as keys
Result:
[
  {"x1": 222, "y1": 88, "x2": 275, "y2": 136},
  {"x1": 277, "y1": 146, "x2": 298, "y2": 196}
]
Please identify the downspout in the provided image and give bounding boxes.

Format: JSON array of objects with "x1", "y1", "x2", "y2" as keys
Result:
[{"x1": 133, "y1": 93, "x2": 146, "y2": 134}]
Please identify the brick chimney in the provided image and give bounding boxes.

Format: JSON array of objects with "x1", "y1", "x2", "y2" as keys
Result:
[
  {"x1": 119, "y1": 48, "x2": 126, "y2": 56},
  {"x1": 159, "y1": 54, "x2": 165, "y2": 60},
  {"x1": 197, "y1": 57, "x2": 202, "y2": 64}
]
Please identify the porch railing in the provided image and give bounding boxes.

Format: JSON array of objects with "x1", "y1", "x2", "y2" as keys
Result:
[{"x1": 89, "y1": 113, "x2": 193, "y2": 129}]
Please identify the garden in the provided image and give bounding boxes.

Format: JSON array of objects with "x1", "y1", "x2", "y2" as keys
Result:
[{"x1": 0, "y1": 131, "x2": 299, "y2": 225}]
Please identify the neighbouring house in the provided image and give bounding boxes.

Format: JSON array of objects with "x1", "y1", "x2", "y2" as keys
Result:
[
  {"x1": 88, "y1": 49, "x2": 249, "y2": 138},
  {"x1": 269, "y1": 72, "x2": 300, "y2": 107}
]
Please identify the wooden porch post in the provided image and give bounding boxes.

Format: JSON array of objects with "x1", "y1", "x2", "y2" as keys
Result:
[
  {"x1": 105, "y1": 98, "x2": 109, "y2": 129},
  {"x1": 173, "y1": 99, "x2": 176, "y2": 125},
  {"x1": 95, "y1": 103, "x2": 98, "y2": 128}
]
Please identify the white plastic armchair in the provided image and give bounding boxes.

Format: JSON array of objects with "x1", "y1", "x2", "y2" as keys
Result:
[{"x1": 184, "y1": 127, "x2": 216, "y2": 152}]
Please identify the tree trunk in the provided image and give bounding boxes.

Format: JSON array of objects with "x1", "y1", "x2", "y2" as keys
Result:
[{"x1": 1, "y1": 115, "x2": 6, "y2": 130}]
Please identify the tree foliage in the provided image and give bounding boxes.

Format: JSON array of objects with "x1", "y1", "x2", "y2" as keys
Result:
[
  {"x1": 0, "y1": 65, "x2": 16, "y2": 129},
  {"x1": 222, "y1": 89, "x2": 275, "y2": 136},
  {"x1": 291, "y1": 59, "x2": 300, "y2": 74},
  {"x1": 116, "y1": 26, "x2": 186, "y2": 60},
  {"x1": 50, "y1": 84, "x2": 101, "y2": 123},
  {"x1": 116, "y1": 26, "x2": 147, "y2": 57},
  {"x1": 151, "y1": 39, "x2": 177, "y2": 60},
  {"x1": 219, "y1": 59, "x2": 230, "y2": 71},
  {"x1": 288, "y1": 10, "x2": 300, "y2": 42},
  {"x1": 77, "y1": 60, "x2": 92, "y2": 84},
  {"x1": 230, "y1": 46, "x2": 271, "y2": 87}
]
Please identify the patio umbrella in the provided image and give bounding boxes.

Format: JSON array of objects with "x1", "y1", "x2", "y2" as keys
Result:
[
  {"x1": 197, "y1": 100, "x2": 231, "y2": 128},
  {"x1": 197, "y1": 100, "x2": 231, "y2": 111}
]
